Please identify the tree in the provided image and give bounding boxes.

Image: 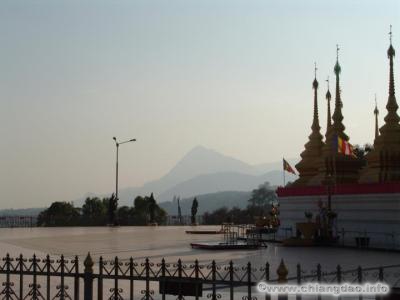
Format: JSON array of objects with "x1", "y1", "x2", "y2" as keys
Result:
[
  {"x1": 131, "y1": 194, "x2": 167, "y2": 225},
  {"x1": 117, "y1": 206, "x2": 135, "y2": 225},
  {"x1": 81, "y1": 197, "x2": 107, "y2": 225},
  {"x1": 353, "y1": 144, "x2": 374, "y2": 162},
  {"x1": 203, "y1": 207, "x2": 229, "y2": 225},
  {"x1": 107, "y1": 193, "x2": 118, "y2": 225},
  {"x1": 82, "y1": 197, "x2": 105, "y2": 217},
  {"x1": 191, "y1": 197, "x2": 198, "y2": 224},
  {"x1": 248, "y1": 182, "x2": 277, "y2": 216},
  {"x1": 353, "y1": 144, "x2": 365, "y2": 159},
  {"x1": 148, "y1": 193, "x2": 157, "y2": 223},
  {"x1": 176, "y1": 196, "x2": 182, "y2": 225},
  {"x1": 37, "y1": 202, "x2": 79, "y2": 226},
  {"x1": 364, "y1": 143, "x2": 374, "y2": 154}
]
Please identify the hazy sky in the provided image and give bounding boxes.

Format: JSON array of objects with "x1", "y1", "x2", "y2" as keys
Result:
[{"x1": 0, "y1": 0, "x2": 399, "y2": 209}]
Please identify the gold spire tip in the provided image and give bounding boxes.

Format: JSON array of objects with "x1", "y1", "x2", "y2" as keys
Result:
[
  {"x1": 336, "y1": 44, "x2": 340, "y2": 61},
  {"x1": 314, "y1": 62, "x2": 317, "y2": 78}
]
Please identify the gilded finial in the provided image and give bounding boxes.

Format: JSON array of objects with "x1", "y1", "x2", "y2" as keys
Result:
[
  {"x1": 374, "y1": 94, "x2": 379, "y2": 139},
  {"x1": 388, "y1": 25, "x2": 395, "y2": 57},
  {"x1": 313, "y1": 62, "x2": 318, "y2": 89},
  {"x1": 334, "y1": 44, "x2": 341, "y2": 75},
  {"x1": 314, "y1": 62, "x2": 317, "y2": 79},
  {"x1": 374, "y1": 94, "x2": 379, "y2": 115},
  {"x1": 326, "y1": 76, "x2": 331, "y2": 99},
  {"x1": 336, "y1": 44, "x2": 340, "y2": 60}
]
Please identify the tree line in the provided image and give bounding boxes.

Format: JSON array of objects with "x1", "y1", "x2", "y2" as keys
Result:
[
  {"x1": 37, "y1": 182, "x2": 275, "y2": 227},
  {"x1": 37, "y1": 193, "x2": 167, "y2": 226},
  {"x1": 203, "y1": 182, "x2": 278, "y2": 225}
]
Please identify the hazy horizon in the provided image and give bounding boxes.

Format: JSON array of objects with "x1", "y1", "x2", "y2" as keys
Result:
[{"x1": 1, "y1": 0, "x2": 399, "y2": 209}]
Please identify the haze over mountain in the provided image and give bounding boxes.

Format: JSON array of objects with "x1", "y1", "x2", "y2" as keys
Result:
[
  {"x1": 76, "y1": 146, "x2": 297, "y2": 206},
  {"x1": 159, "y1": 191, "x2": 252, "y2": 215},
  {"x1": 157, "y1": 170, "x2": 290, "y2": 202}
]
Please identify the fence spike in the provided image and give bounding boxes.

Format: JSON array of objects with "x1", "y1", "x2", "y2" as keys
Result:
[
  {"x1": 379, "y1": 266, "x2": 384, "y2": 281},
  {"x1": 357, "y1": 266, "x2": 362, "y2": 283},
  {"x1": 194, "y1": 259, "x2": 199, "y2": 276},
  {"x1": 84, "y1": 252, "x2": 94, "y2": 273},
  {"x1": 336, "y1": 265, "x2": 342, "y2": 283},
  {"x1": 317, "y1": 263, "x2": 322, "y2": 281},
  {"x1": 296, "y1": 263, "x2": 301, "y2": 284},
  {"x1": 277, "y1": 259, "x2": 288, "y2": 283}
]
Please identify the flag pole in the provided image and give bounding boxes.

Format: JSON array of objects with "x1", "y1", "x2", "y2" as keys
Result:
[
  {"x1": 283, "y1": 158, "x2": 286, "y2": 187},
  {"x1": 333, "y1": 152, "x2": 337, "y2": 186},
  {"x1": 332, "y1": 135, "x2": 338, "y2": 186}
]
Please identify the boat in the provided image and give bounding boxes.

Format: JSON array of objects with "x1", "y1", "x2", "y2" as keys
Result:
[{"x1": 190, "y1": 241, "x2": 260, "y2": 250}]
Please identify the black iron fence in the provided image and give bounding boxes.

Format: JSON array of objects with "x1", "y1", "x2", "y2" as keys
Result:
[{"x1": 0, "y1": 253, "x2": 399, "y2": 300}]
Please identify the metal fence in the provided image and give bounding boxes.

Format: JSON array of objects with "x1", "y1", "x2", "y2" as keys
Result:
[
  {"x1": 0, "y1": 216, "x2": 37, "y2": 228},
  {"x1": 0, "y1": 253, "x2": 399, "y2": 300}
]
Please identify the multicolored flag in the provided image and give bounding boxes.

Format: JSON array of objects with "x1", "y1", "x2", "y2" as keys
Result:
[
  {"x1": 333, "y1": 135, "x2": 356, "y2": 157},
  {"x1": 283, "y1": 158, "x2": 296, "y2": 175}
]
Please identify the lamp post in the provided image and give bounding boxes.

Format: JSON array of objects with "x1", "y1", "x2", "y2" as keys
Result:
[
  {"x1": 322, "y1": 174, "x2": 334, "y2": 211},
  {"x1": 112, "y1": 137, "x2": 136, "y2": 211}
]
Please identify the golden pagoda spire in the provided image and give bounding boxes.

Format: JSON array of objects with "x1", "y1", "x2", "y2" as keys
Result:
[
  {"x1": 309, "y1": 47, "x2": 363, "y2": 185},
  {"x1": 374, "y1": 94, "x2": 379, "y2": 140},
  {"x1": 311, "y1": 62, "x2": 321, "y2": 132},
  {"x1": 332, "y1": 44, "x2": 349, "y2": 140},
  {"x1": 382, "y1": 25, "x2": 400, "y2": 129},
  {"x1": 326, "y1": 76, "x2": 332, "y2": 132},
  {"x1": 359, "y1": 25, "x2": 400, "y2": 183},
  {"x1": 292, "y1": 64, "x2": 324, "y2": 186}
]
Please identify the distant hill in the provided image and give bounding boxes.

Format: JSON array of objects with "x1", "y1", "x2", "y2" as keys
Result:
[
  {"x1": 74, "y1": 146, "x2": 298, "y2": 206},
  {"x1": 159, "y1": 190, "x2": 252, "y2": 215},
  {"x1": 157, "y1": 169, "x2": 296, "y2": 202},
  {"x1": 0, "y1": 208, "x2": 44, "y2": 216}
]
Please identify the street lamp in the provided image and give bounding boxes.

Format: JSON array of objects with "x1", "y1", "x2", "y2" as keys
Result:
[{"x1": 112, "y1": 137, "x2": 136, "y2": 207}]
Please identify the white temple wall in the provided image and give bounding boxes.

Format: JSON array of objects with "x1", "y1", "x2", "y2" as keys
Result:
[{"x1": 278, "y1": 193, "x2": 400, "y2": 249}]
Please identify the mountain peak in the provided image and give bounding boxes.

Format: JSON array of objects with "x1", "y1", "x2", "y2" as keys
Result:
[
  {"x1": 164, "y1": 146, "x2": 256, "y2": 184},
  {"x1": 183, "y1": 145, "x2": 219, "y2": 159}
]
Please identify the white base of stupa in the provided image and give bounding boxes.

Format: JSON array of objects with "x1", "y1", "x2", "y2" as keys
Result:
[{"x1": 278, "y1": 192, "x2": 400, "y2": 249}]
